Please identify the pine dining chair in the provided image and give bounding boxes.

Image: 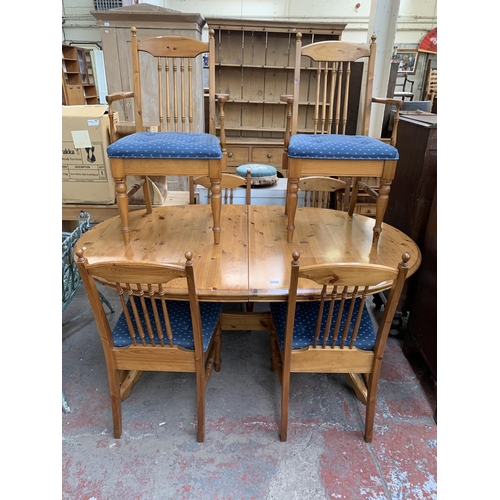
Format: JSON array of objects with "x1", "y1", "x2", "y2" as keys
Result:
[
  {"x1": 281, "y1": 33, "x2": 403, "y2": 244},
  {"x1": 75, "y1": 249, "x2": 224, "y2": 442},
  {"x1": 106, "y1": 27, "x2": 229, "y2": 245},
  {"x1": 268, "y1": 251, "x2": 410, "y2": 442}
]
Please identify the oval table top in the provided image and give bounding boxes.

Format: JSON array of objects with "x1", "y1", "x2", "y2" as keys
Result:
[{"x1": 76, "y1": 204, "x2": 421, "y2": 302}]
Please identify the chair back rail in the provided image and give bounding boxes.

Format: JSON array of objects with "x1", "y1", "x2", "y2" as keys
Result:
[
  {"x1": 190, "y1": 171, "x2": 251, "y2": 205},
  {"x1": 297, "y1": 176, "x2": 346, "y2": 209},
  {"x1": 292, "y1": 35, "x2": 376, "y2": 136},
  {"x1": 132, "y1": 29, "x2": 209, "y2": 133}
]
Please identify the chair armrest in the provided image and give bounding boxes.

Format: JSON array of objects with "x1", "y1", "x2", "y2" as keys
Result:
[
  {"x1": 280, "y1": 95, "x2": 294, "y2": 154},
  {"x1": 106, "y1": 92, "x2": 134, "y2": 143},
  {"x1": 372, "y1": 98, "x2": 403, "y2": 148},
  {"x1": 371, "y1": 97, "x2": 402, "y2": 109},
  {"x1": 106, "y1": 91, "x2": 134, "y2": 105},
  {"x1": 215, "y1": 94, "x2": 230, "y2": 151}
]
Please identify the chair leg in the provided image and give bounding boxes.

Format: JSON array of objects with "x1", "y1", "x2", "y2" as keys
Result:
[
  {"x1": 210, "y1": 179, "x2": 221, "y2": 245},
  {"x1": 115, "y1": 175, "x2": 131, "y2": 245},
  {"x1": 142, "y1": 175, "x2": 153, "y2": 214},
  {"x1": 214, "y1": 325, "x2": 222, "y2": 373},
  {"x1": 364, "y1": 367, "x2": 382, "y2": 443},
  {"x1": 109, "y1": 370, "x2": 123, "y2": 438},
  {"x1": 280, "y1": 369, "x2": 290, "y2": 442},
  {"x1": 196, "y1": 371, "x2": 206, "y2": 443},
  {"x1": 347, "y1": 178, "x2": 360, "y2": 216},
  {"x1": 372, "y1": 177, "x2": 392, "y2": 245},
  {"x1": 270, "y1": 332, "x2": 278, "y2": 372},
  {"x1": 286, "y1": 177, "x2": 299, "y2": 243}
]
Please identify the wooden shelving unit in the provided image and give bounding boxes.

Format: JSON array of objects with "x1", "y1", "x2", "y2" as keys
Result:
[
  {"x1": 62, "y1": 44, "x2": 98, "y2": 105},
  {"x1": 205, "y1": 18, "x2": 347, "y2": 175}
]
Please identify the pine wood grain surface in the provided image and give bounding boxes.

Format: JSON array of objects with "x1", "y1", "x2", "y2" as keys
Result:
[{"x1": 76, "y1": 205, "x2": 420, "y2": 302}]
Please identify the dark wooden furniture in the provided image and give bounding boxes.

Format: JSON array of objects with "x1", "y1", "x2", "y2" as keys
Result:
[
  {"x1": 404, "y1": 188, "x2": 437, "y2": 379},
  {"x1": 383, "y1": 113, "x2": 437, "y2": 378}
]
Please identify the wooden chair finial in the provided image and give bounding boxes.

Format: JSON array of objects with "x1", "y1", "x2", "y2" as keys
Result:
[
  {"x1": 185, "y1": 251, "x2": 193, "y2": 264},
  {"x1": 75, "y1": 247, "x2": 86, "y2": 262},
  {"x1": 292, "y1": 252, "x2": 300, "y2": 265},
  {"x1": 401, "y1": 253, "x2": 411, "y2": 266}
]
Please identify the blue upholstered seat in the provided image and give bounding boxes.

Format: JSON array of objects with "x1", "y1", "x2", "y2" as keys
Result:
[
  {"x1": 113, "y1": 296, "x2": 223, "y2": 351},
  {"x1": 288, "y1": 134, "x2": 399, "y2": 161},
  {"x1": 107, "y1": 132, "x2": 223, "y2": 160},
  {"x1": 270, "y1": 299, "x2": 376, "y2": 351}
]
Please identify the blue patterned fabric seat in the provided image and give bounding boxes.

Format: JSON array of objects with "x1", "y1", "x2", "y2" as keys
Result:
[
  {"x1": 287, "y1": 134, "x2": 399, "y2": 161},
  {"x1": 107, "y1": 132, "x2": 223, "y2": 160},
  {"x1": 270, "y1": 299, "x2": 375, "y2": 351},
  {"x1": 113, "y1": 296, "x2": 223, "y2": 351}
]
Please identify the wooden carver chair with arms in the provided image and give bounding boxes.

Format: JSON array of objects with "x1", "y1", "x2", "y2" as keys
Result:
[
  {"x1": 281, "y1": 33, "x2": 403, "y2": 244},
  {"x1": 106, "y1": 27, "x2": 229, "y2": 245},
  {"x1": 75, "y1": 248, "x2": 224, "y2": 442},
  {"x1": 268, "y1": 251, "x2": 410, "y2": 442}
]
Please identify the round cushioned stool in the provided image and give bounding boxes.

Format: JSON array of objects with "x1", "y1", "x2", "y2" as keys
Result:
[{"x1": 236, "y1": 163, "x2": 278, "y2": 187}]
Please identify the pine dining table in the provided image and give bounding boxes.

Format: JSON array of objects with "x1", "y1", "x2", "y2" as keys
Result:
[{"x1": 75, "y1": 204, "x2": 421, "y2": 302}]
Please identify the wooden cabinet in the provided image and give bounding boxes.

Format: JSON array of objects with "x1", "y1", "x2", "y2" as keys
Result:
[
  {"x1": 205, "y1": 18, "x2": 346, "y2": 175},
  {"x1": 404, "y1": 187, "x2": 437, "y2": 379},
  {"x1": 62, "y1": 45, "x2": 98, "y2": 105},
  {"x1": 384, "y1": 113, "x2": 437, "y2": 378}
]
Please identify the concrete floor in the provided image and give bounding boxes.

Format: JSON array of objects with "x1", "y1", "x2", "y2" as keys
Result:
[{"x1": 62, "y1": 285, "x2": 437, "y2": 500}]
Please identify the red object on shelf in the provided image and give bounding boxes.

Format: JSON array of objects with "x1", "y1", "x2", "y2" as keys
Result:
[{"x1": 418, "y1": 27, "x2": 437, "y2": 54}]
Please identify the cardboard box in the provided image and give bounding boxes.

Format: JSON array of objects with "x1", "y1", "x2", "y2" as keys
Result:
[
  {"x1": 62, "y1": 105, "x2": 115, "y2": 204},
  {"x1": 62, "y1": 105, "x2": 168, "y2": 205}
]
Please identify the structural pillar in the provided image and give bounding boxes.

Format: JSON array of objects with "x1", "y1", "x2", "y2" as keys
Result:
[{"x1": 366, "y1": 0, "x2": 401, "y2": 138}]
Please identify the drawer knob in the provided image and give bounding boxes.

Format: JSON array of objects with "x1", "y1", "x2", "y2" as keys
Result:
[
  {"x1": 267, "y1": 153, "x2": 272, "y2": 158},
  {"x1": 228, "y1": 152, "x2": 233, "y2": 158}
]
